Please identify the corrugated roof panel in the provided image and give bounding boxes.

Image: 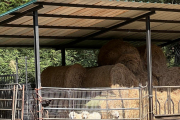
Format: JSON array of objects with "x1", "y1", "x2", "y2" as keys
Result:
[
  {"x1": 9, "y1": 16, "x2": 32, "y2": 24},
  {"x1": 0, "y1": 15, "x2": 14, "y2": 22},
  {"x1": 1, "y1": 0, "x2": 180, "y2": 48}
]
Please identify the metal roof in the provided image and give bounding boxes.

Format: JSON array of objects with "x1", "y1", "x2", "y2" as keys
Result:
[{"x1": 1, "y1": 0, "x2": 180, "y2": 49}]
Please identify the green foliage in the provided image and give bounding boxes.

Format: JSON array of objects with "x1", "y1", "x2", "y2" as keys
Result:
[
  {"x1": 0, "y1": 0, "x2": 30, "y2": 14},
  {"x1": 66, "y1": 49, "x2": 99, "y2": 67}
]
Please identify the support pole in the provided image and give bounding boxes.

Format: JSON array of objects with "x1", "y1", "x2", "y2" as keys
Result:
[
  {"x1": 146, "y1": 16, "x2": 153, "y2": 120},
  {"x1": 61, "y1": 48, "x2": 66, "y2": 66},
  {"x1": 15, "y1": 57, "x2": 19, "y2": 83},
  {"x1": 33, "y1": 10, "x2": 42, "y2": 118}
]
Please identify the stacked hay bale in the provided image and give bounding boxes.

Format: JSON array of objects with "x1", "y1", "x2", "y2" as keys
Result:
[
  {"x1": 137, "y1": 44, "x2": 168, "y2": 85},
  {"x1": 41, "y1": 63, "x2": 86, "y2": 88},
  {"x1": 82, "y1": 63, "x2": 138, "y2": 87},
  {"x1": 98, "y1": 39, "x2": 144, "y2": 75},
  {"x1": 98, "y1": 39, "x2": 158, "y2": 86},
  {"x1": 160, "y1": 67, "x2": 180, "y2": 86}
]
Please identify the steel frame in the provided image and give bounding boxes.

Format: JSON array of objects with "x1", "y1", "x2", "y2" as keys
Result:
[
  {"x1": 146, "y1": 16, "x2": 153, "y2": 120},
  {"x1": 33, "y1": 10, "x2": 42, "y2": 118},
  {"x1": 56, "y1": 11, "x2": 155, "y2": 49},
  {"x1": 35, "y1": 2, "x2": 180, "y2": 12},
  {"x1": 2, "y1": 24, "x2": 180, "y2": 34},
  {"x1": 0, "y1": 5, "x2": 43, "y2": 25},
  {"x1": 10, "y1": 13, "x2": 180, "y2": 24}
]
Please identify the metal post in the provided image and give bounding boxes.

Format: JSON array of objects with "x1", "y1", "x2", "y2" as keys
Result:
[
  {"x1": 25, "y1": 56, "x2": 29, "y2": 119},
  {"x1": 15, "y1": 57, "x2": 19, "y2": 83},
  {"x1": 61, "y1": 48, "x2": 66, "y2": 66},
  {"x1": 33, "y1": 10, "x2": 42, "y2": 118},
  {"x1": 139, "y1": 83, "x2": 142, "y2": 120},
  {"x1": 146, "y1": 16, "x2": 153, "y2": 120}
]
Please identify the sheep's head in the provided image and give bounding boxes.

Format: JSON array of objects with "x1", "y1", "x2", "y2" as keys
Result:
[
  {"x1": 110, "y1": 111, "x2": 120, "y2": 119},
  {"x1": 69, "y1": 111, "x2": 77, "y2": 119},
  {"x1": 81, "y1": 111, "x2": 89, "y2": 119}
]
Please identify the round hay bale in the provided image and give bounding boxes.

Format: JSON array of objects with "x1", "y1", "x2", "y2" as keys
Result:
[
  {"x1": 98, "y1": 39, "x2": 143, "y2": 75},
  {"x1": 136, "y1": 72, "x2": 159, "y2": 86},
  {"x1": 160, "y1": 67, "x2": 180, "y2": 86},
  {"x1": 82, "y1": 63, "x2": 138, "y2": 88},
  {"x1": 41, "y1": 66, "x2": 54, "y2": 87},
  {"x1": 115, "y1": 53, "x2": 144, "y2": 75},
  {"x1": 137, "y1": 44, "x2": 167, "y2": 78},
  {"x1": 64, "y1": 64, "x2": 86, "y2": 88},
  {"x1": 41, "y1": 64, "x2": 86, "y2": 88}
]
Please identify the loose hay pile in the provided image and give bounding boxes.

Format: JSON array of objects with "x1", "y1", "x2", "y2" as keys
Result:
[
  {"x1": 82, "y1": 63, "x2": 138, "y2": 87},
  {"x1": 41, "y1": 64, "x2": 86, "y2": 87}
]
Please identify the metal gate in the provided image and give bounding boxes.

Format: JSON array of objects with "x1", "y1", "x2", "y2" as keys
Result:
[
  {"x1": 153, "y1": 86, "x2": 180, "y2": 117},
  {"x1": 0, "y1": 84, "x2": 25, "y2": 120}
]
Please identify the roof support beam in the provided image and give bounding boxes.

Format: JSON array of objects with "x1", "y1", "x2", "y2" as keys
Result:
[
  {"x1": 58, "y1": 11, "x2": 155, "y2": 48},
  {"x1": 0, "y1": 35, "x2": 169, "y2": 42},
  {"x1": 0, "y1": 45, "x2": 102, "y2": 49},
  {"x1": 0, "y1": 5, "x2": 43, "y2": 25},
  {"x1": 2, "y1": 24, "x2": 180, "y2": 33},
  {"x1": 159, "y1": 38, "x2": 180, "y2": 47},
  {"x1": 35, "y1": 2, "x2": 180, "y2": 12},
  {"x1": 10, "y1": 13, "x2": 180, "y2": 23}
]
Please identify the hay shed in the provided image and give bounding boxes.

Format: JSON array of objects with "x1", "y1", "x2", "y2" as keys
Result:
[{"x1": 1, "y1": 0, "x2": 180, "y2": 119}]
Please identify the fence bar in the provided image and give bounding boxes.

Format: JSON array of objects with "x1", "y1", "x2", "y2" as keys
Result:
[
  {"x1": 155, "y1": 88, "x2": 157, "y2": 114},
  {"x1": 15, "y1": 58, "x2": 19, "y2": 83},
  {"x1": 139, "y1": 84, "x2": 142, "y2": 120},
  {"x1": 21, "y1": 85, "x2": 25, "y2": 120},
  {"x1": 25, "y1": 56, "x2": 29, "y2": 120},
  {"x1": 146, "y1": 16, "x2": 153, "y2": 120},
  {"x1": 12, "y1": 85, "x2": 15, "y2": 120}
]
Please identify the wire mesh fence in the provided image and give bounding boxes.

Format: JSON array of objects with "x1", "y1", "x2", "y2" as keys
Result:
[{"x1": 32, "y1": 84, "x2": 148, "y2": 120}]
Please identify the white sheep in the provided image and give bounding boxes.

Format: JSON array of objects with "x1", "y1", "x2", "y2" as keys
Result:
[
  {"x1": 81, "y1": 111, "x2": 101, "y2": 119},
  {"x1": 109, "y1": 110, "x2": 120, "y2": 119},
  {"x1": 69, "y1": 111, "x2": 82, "y2": 119}
]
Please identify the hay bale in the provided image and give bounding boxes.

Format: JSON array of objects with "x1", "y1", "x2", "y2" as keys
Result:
[
  {"x1": 82, "y1": 63, "x2": 138, "y2": 88},
  {"x1": 98, "y1": 39, "x2": 144, "y2": 75},
  {"x1": 160, "y1": 67, "x2": 180, "y2": 86},
  {"x1": 137, "y1": 44, "x2": 167, "y2": 79},
  {"x1": 41, "y1": 66, "x2": 54, "y2": 87},
  {"x1": 115, "y1": 53, "x2": 144, "y2": 75},
  {"x1": 41, "y1": 64, "x2": 86, "y2": 88},
  {"x1": 136, "y1": 71, "x2": 159, "y2": 86}
]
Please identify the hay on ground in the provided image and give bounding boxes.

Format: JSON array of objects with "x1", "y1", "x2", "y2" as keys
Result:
[
  {"x1": 100, "y1": 85, "x2": 180, "y2": 119},
  {"x1": 98, "y1": 39, "x2": 144, "y2": 75},
  {"x1": 41, "y1": 64, "x2": 86, "y2": 87},
  {"x1": 82, "y1": 63, "x2": 138, "y2": 88}
]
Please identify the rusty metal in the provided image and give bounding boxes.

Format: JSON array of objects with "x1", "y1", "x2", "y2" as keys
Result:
[{"x1": 21, "y1": 85, "x2": 25, "y2": 120}]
